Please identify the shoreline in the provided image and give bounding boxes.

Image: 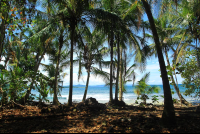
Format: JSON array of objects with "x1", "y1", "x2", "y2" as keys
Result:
[{"x1": 32, "y1": 97, "x2": 200, "y2": 107}]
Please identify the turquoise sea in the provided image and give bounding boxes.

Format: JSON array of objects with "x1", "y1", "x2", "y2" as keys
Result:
[{"x1": 31, "y1": 84, "x2": 199, "y2": 105}]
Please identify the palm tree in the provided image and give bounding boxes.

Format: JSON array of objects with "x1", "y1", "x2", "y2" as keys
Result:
[
  {"x1": 168, "y1": 0, "x2": 200, "y2": 71},
  {"x1": 159, "y1": 0, "x2": 200, "y2": 103},
  {"x1": 141, "y1": 0, "x2": 176, "y2": 126},
  {"x1": 51, "y1": 0, "x2": 108, "y2": 106},
  {"x1": 93, "y1": 51, "x2": 137, "y2": 103},
  {"x1": 20, "y1": 15, "x2": 57, "y2": 104},
  {"x1": 117, "y1": 51, "x2": 139, "y2": 101},
  {"x1": 41, "y1": 57, "x2": 69, "y2": 105},
  {"x1": 42, "y1": 24, "x2": 70, "y2": 105},
  {"x1": 145, "y1": 17, "x2": 191, "y2": 106},
  {"x1": 96, "y1": 0, "x2": 145, "y2": 103},
  {"x1": 76, "y1": 28, "x2": 107, "y2": 102},
  {"x1": 99, "y1": 0, "x2": 116, "y2": 102}
]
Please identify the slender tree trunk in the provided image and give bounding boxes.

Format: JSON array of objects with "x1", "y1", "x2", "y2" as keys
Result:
[
  {"x1": 53, "y1": 30, "x2": 63, "y2": 105},
  {"x1": 196, "y1": 39, "x2": 200, "y2": 69},
  {"x1": 68, "y1": 24, "x2": 75, "y2": 106},
  {"x1": 82, "y1": 69, "x2": 90, "y2": 102},
  {"x1": 109, "y1": 27, "x2": 114, "y2": 102},
  {"x1": 115, "y1": 33, "x2": 120, "y2": 102},
  {"x1": 119, "y1": 46, "x2": 123, "y2": 101},
  {"x1": 21, "y1": 43, "x2": 48, "y2": 104},
  {"x1": 141, "y1": 0, "x2": 176, "y2": 127},
  {"x1": 164, "y1": 48, "x2": 190, "y2": 106}
]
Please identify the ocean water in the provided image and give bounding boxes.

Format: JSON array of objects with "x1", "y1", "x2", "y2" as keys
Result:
[{"x1": 31, "y1": 84, "x2": 199, "y2": 105}]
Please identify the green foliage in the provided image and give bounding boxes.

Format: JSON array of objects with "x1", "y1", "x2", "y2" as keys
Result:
[
  {"x1": 36, "y1": 78, "x2": 50, "y2": 103},
  {"x1": 134, "y1": 72, "x2": 161, "y2": 104},
  {"x1": 0, "y1": 66, "x2": 30, "y2": 104},
  {"x1": 177, "y1": 49, "x2": 200, "y2": 98},
  {"x1": 151, "y1": 95, "x2": 159, "y2": 104}
]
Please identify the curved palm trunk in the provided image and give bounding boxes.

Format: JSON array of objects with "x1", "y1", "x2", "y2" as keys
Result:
[
  {"x1": 164, "y1": 48, "x2": 190, "y2": 106},
  {"x1": 68, "y1": 24, "x2": 75, "y2": 106},
  {"x1": 119, "y1": 46, "x2": 123, "y2": 101},
  {"x1": 21, "y1": 45, "x2": 47, "y2": 104},
  {"x1": 82, "y1": 69, "x2": 90, "y2": 102},
  {"x1": 141, "y1": 0, "x2": 176, "y2": 127},
  {"x1": 53, "y1": 31, "x2": 63, "y2": 105}
]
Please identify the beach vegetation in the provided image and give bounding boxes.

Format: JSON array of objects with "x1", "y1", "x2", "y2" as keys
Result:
[
  {"x1": 76, "y1": 27, "x2": 108, "y2": 102},
  {"x1": 36, "y1": 79, "x2": 50, "y2": 104},
  {"x1": 1, "y1": 0, "x2": 200, "y2": 131},
  {"x1": 134, "y1": 72, "x2": 161, "y2": 105},
  {"x1": 145, "y1": 16, "x2": 191, "y2": 106},
  {"x1": 177, "y1": 49, "x2": 200, "y2": 98}
]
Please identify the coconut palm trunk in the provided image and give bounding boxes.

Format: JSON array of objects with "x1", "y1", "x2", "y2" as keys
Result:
[
  {"x1": 53, "y1": 30, "x2": 63, "y2": 105},
  {"x1": 196, "y1": 39, "x2": 200, "y2": 70},
  {"x1": 82, "y1": 69, "x2": 90, "y2": 102},
  {"x1": 115, "y1": 33, "x2": 120, "y2": 102},
  {"x1": 68, "y1": 23, "x2": 75, "y2": 106},
  {"x1": 164, "y1": 48, "x2": 190, "y2": 106},
  {"x1": 141, "y1": 0, "x2": 176, "y2": 126},
  {"x1": 109, "y1": 27, "x2": 114, "y2": 102},
  {"x1": 119, "y1": 46, "x2": 123, "y2": 101}
]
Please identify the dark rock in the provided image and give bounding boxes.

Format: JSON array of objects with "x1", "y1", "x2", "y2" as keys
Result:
[
  {"x1": 106, "y1": 100, "x2": 126, "y2": 108},
  {"x1": 115, "y1": 100, "x2": 126, "y2": 107},
  {"x1": 85, "y1": 97, "x2": 98, "y2": 105},
  {"x1": 76, "y1": 97, "x2": 106, "y2": 112}
]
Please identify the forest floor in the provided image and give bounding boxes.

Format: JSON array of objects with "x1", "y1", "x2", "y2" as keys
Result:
[{"x1": 0, "y1": 101, "x2": 200, "y2": 133}]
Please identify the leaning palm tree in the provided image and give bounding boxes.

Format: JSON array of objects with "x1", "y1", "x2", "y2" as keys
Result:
[
  {"x1": 145, "y1": 17, "x2": 191, "y2": 106},
  {"x1": 140, "y1": 0, "x2": 176, "y2": 127},
  {"x1": 16, "y1": 1, "x2": 63, "y2": 104},
  {"x1": 21, "y1": 21, "x2": 57, "y2": 104}
]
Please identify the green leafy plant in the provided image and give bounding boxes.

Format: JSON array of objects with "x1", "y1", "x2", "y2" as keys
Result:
[
  {"x1": 176, "y1": 49, "x2": 200, "y2": 98},
  {"x1": 151, "y1": 95, "x2": 159, "y2": 104},
  {"x1": 0, "y1": 66, "x2": 30, "y2": 104},
  {"x1": 36, "y1": 78, "x2": 50, "y2": 104},
  {"x1": 134, "y1": 72, "x2": 161, "y2": 105}
]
